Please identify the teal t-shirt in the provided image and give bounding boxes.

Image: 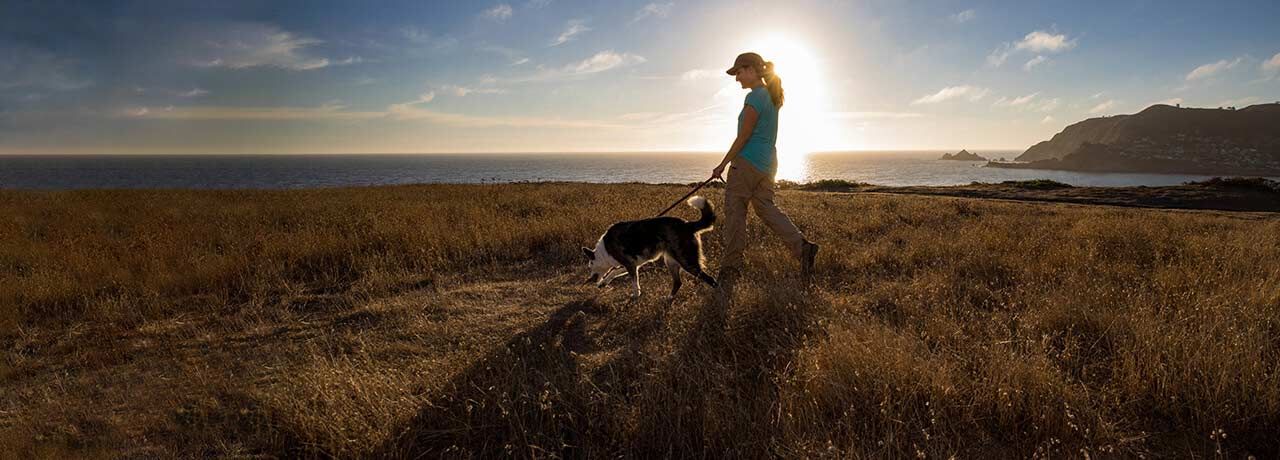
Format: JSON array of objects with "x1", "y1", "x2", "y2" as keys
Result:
[{"x1": 737, "y1": 85, "x2": 778, "y2": 175}]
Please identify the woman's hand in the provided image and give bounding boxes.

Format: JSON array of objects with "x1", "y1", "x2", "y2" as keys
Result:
[
  {"x1": 711, "y1": 163, "x2": 726, "y2": 180},
  {"x1": 711, "y1": 104, "x2": 757, "y2": 181}
]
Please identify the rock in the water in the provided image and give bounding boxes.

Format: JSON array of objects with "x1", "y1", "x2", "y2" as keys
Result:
[{"x1": 940, "y1": 149, "x2": 987, "y2": 161}]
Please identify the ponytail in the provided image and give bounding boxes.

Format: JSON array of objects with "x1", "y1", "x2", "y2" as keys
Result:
[{"x1": 761, "y1": 61, "x2": 784, "y2": 108}]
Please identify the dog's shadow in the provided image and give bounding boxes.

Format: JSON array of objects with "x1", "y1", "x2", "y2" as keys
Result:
[
  {"x1": 376, "y1": 271, "x2": 824, "y2": 457},
  {"x1": 374, "y1": 295, "x2": 613, "y2": 457}
]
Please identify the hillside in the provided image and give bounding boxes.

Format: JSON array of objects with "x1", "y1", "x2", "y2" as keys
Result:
[
  {"x1": 2, "y1": 184, "x2": 1279, "y2": 458},
  {"x1": 1000, "y1": 103, "x2": 1280, "y2": 175}
]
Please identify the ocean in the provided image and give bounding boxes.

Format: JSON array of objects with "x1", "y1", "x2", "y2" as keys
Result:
[{"x1": 1, "y1": 151, "x2": 1271, "y2": 190}]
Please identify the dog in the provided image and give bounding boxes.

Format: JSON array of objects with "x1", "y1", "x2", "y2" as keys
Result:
[{"x1": 583, "y1": 196, "x2": 718, "y2": 299}]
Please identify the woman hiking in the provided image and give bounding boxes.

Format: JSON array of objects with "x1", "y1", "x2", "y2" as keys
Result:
[{"x1": 710, "y1": 52, "x2": 818, "y2": 283}]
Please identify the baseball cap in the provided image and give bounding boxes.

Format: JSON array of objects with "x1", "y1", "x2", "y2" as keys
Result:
[{"x1": 726, "y1": 52, "x2": 765, "y2": 75}]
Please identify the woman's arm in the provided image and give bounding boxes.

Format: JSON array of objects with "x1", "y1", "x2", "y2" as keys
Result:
[{"x1": 711, "y1": 104, "x2": 759, "y2": 180}]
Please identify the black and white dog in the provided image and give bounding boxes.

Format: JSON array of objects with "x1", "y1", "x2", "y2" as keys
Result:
[{"x1": 583, "y1": 196, "x2": 718, "y2": 298}]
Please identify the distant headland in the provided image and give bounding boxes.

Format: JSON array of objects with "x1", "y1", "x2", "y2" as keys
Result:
[
  {"x1": 939, "y1": 149, "x2": 987, "y2": 161},
  {"x1": 988, "y1": 103, "x2": 1280, "y2": 176}
]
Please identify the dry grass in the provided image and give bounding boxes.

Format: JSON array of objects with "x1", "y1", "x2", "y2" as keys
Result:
[{"x1": 2, "y1": 183, "x2": 1279, "y2": 458}]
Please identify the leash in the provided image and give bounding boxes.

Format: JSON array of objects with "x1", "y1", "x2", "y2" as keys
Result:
[{"x1": 656, "y1": 176, "x2": 720, "y2": 217}]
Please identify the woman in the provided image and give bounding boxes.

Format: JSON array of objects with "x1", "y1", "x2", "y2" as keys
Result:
[{"x1": 710, "y1": 52, "x2": 818, "y2": 279}]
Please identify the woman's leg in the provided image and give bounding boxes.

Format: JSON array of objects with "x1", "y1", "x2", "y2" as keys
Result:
[
  {"x1": 719, "y1": 164, "x2": 756, "y2": 272},
  {"x1": 749, "y1": 175, "x2": 807, "y2": 260}
]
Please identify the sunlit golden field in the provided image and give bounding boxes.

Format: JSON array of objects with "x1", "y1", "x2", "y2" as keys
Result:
[{"x1": 2, "y1": 183, "x2": 1279, "y2": 458}]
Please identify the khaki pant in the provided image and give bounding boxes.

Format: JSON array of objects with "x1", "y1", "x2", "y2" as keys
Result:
[{"x1": 719, "y1": 161, "x2": 807, "y2": 270}]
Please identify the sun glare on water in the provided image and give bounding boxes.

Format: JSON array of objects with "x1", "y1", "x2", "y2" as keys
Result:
[{"x1": 744, "y1": 35, "x2": 836, "y2": 182}]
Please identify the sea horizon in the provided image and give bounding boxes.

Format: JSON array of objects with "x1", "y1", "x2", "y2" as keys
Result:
[
  {"x1": 0, "y1": 149, "x2": 1028, "y2": 156},
  {"x1": 4, "y1": 150, "x2": 1276, "y2": 191}
]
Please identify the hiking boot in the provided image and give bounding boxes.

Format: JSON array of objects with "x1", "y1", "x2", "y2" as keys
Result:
[{"x1": 800, "y1": 240, "x2": 819, "y2": 276}]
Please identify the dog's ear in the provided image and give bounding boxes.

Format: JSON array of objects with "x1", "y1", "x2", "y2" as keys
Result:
[{"x1": 581, "y1": 247, "x2": 594, "y2": 260}]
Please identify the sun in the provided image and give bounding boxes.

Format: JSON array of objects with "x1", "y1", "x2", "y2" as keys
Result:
[{"x1": 741, "y1": 34, "x2": 837, "y2": 182}]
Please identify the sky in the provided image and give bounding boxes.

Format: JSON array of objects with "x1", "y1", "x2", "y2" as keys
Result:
[{"x1": 1, "y1": 0, "x2": 1279, "y2": 155}]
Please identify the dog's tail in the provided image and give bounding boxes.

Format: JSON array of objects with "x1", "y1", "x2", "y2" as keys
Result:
[{"x1": 684, "y1": 196, "x2": 715, "y2": 233}]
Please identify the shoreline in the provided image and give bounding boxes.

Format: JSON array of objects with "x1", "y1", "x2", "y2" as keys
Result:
[
  {"x1": 3, "y1": 178, "x2": 1279, "y2": 212},
  {"x1": 775, "y1": 177, "x2": 1280, "y2": 213},
  {"x1": 984, "y1": 159, "x2": 1280, "y2": 177}
]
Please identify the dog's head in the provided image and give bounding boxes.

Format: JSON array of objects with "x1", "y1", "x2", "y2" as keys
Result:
[{"x1": 582, "y1": 245, "x2": 619, "y2": 287}]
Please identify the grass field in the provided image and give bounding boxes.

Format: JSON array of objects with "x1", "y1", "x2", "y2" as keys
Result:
[{"x1": 2, "y1": 183, "x2": 1279, "y2": 458}]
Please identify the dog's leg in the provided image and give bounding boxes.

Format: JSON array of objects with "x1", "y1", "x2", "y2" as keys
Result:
[
  {"x1": 601, "y1": 267, "x2": 629, "y2": 286},
  {"x1": 690, "y1": 267, "x2": 718, "y2": 288},
  {"x1": 664, "y1": 254, "x2": 682, "y2": 299},
  {"x1": 595, "y1": 267, "x2": 616, "y2": 287},
  {"x1": 676, "y1": 243, "x2": 718, "y2": 288},
  {"x1": 625, "y1": 263, "x2": 641, "y2": 299}
]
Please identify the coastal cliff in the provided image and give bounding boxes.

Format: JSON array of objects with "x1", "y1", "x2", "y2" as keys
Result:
[{"x1": 992, "y1": 103, "x2": 1280, "y2": 175}]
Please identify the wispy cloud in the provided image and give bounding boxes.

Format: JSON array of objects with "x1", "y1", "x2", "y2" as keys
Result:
[
  {"x1": 401, "y1": 27, "x2": 459, "y2": 52},
  {"x1": 680, "y1": 69, "x2": 719, "y2": 80},
  {"x1": 1023, "y1": 55, "x2": 1048, "y2": 71},
  {"x1": 525, "y1": 0, "x2": 552, "y2": 8},
  {"x1": 0, "y1": 42, "x2": 92, "y2": 91},
  {"x1": 1186, "y1": 57, "x2": 1243, "y2": 81},
  {"x1": 1036, "y1": 98, "x2": 1061, "y2": 112},
  {"x1": 826, "y1": 111, "x2": 925, "y2": 120},
  {"x1": 119, "y1": 95, "x2": 621, "y2": 130},
  {"x1": 1041, "y1": 115, "x2": 1055, "y2": 124},
  {"x1": 1153, "y1": 97, "x2": 1183, "y2": 106},
  {"x1": 1218, "y1": 96, "x2": 1259, "y2": 107},
  {"x1": 481, "y1": 4, "x2": 513, "y2": 22},
  {"x1": 438, "y1": 84, "x2": 505, "y2": 96},
  {"x1": 551, "y1": 19, "x2": 591, "y2": 46},
  {"x1": 949, "y1": 9, "x2": 976, "y2": 24},
  {"x1": 1088, "y1": 99, "x2": 1117, "y2": 114},
  {"x1": 176, "y1": 88, "x2": 209, "y2": 98},
  {"x1": 187, "y1": 23, "x2": 332, "y2": 71},
  {"x1": 560, "y1": 50, "x2": 644, "y2": 75},
  {"x1": 616, "y1": 112, "x2": 665, "y2": 121},
  {"x1": 119, "y1": 103, "x2": 382, "y2": 121},
  {"x1": 385, "y1": 90, "x2": 623, "y2": 127},
  {"x1": 1015, "y1": 30, "x2": 1077, "y2": 53},
  {"x1": 986, "y1": 43, "x2": 1012, "y2": 67},
  {"x1": 993, "y1": 92, "x2": 1040, "y2": 107},
  {"x1": 988, "y1": 30, "x2": 1076, "y2": 68},
  {"x1": 911, "y1": 85, "x2": 990, "y2": 105},
  {"x1": 992, "y1": 93, "x2": 1059, "y2": 112},
  {"x1": 124, "y1": 107, "x2": 152, "y2": 117},
  {"x1": 1259, "y1": 52, "x2": 1280, "y2": 77},
  {"x1": 516, "y1": 51, "x2": 646, "y2": 82},
  {"x1": 386, "y1": 91, "x2": 437, "y2": 114},
  {"x1": 616, "y1": 102, "x2": 732, "y2": 128},
  {"x1": 388, "y1": 105, "x2": 623, "y2": 129},
  {"x1": 481, "y1": 45, "x2": 530, "y2": 65},
  {"x1": 633, "y1": 3, "x2": 675, "y2": 22}
]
